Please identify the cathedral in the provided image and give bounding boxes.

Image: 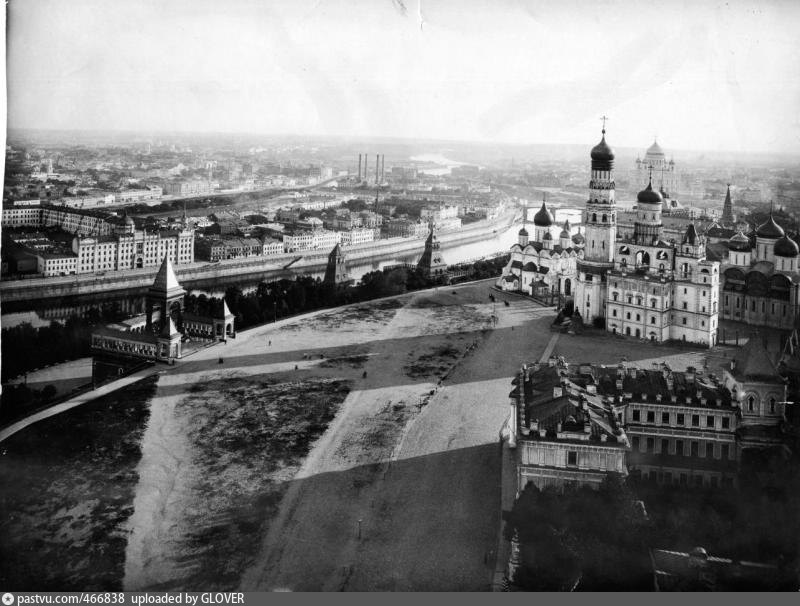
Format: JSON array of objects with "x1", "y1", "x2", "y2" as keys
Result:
[
  {"x1": 718, "y1": 212, "x2": 800, "y2": 329},
  {"x1": 634, "y1": 138, "x2": 678, "y2": 198},
  {"x1": 574, "y1": 125, "x2": 720, "y2": 347},
  {"x1": 498, "y1": 202, "x2": 584, "y2": 299}
]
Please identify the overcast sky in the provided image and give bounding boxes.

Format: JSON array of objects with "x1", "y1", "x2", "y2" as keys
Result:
[{"x1": 7, "y1": 0, "x2": 800, "y2": 154}]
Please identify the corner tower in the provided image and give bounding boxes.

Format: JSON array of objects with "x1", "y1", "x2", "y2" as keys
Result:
[{"x1": 575, "y1": 120, "x2": 617, "y2": 323}]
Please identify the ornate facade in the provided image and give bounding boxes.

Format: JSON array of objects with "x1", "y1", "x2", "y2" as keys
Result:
[
  {"x1": 574, "y1": 127, "x2": 719, "y2": 347},
  {"x1": 718, "y1": 213, "x2": 800, "y2": 329},
  {"x1": 498, "y1": 202, "x2": 583, "y2": 298}
]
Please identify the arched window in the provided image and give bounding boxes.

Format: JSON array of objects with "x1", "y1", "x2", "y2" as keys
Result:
[
  {"x1": 602, "y1": 214, "x2": 607, "y2": 223},
  {"x1": 592, "y1": 213, "x2": 597, "y2": 222},
  {"x1": 747, "y1": 395, "x2": 755, "y2": 412},
  {"x1": 613, "y1": 292, "x2": 619, "y2": 301},
  {"x1": 769, "y1": 398, "x2": 776, "y2": 414},
  {"x1": 637, "y1": 296, "x2": 642, "y2": 306},
  {"x1": 651, "y1": 298, "x2": 656, "y2": 308}
]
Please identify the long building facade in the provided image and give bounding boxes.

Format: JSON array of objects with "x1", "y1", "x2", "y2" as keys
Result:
[{"x1": 574, "y1": 127, "x2": 719, "y2": 347}]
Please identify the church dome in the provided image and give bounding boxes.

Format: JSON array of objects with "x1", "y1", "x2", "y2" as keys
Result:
[
  {"x1": 590, "y1": 132, "x2": 615, "y2": 165},
  {"x1": 637, "y1": 182, "x2": 663, "y2": 205},
  {"x1": 728, "y1": 231, "x2": 752, "y2": 252},
  {"x1": 572, "y1": 230, "x2": 585, "y2": 245},
  {"x1": 533, "y1": 201, "x2": 554, "y2": 227},
  {"x1": 518, "y1": 226, "x2": 529, "y2": 237},
  {"x1": 774, "y1": 235, "x2": 799, "y2": 258},
  {"x1": 756, "y1": 215, "x2": 785, "y2": 239},
  {"x1": 560, "y1": 220, "x2": 571, "y2": 239},
  {"x1": 645, "y1": 140, "x2": 665, "y2": 158},
  {"x1": 542, "y1": 232, "x2": 553, "y2": 241}
]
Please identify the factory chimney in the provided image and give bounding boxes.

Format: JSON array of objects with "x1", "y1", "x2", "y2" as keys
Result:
[
  {"x1": 358, "y1": 154, "x2": 362, "y2": 180},
  {"x1": 375, "y1": 154, "x2": 380, "y2": 185}
]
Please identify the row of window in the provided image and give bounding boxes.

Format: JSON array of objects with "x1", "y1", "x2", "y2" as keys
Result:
[
  {"x1": 630, "y1": 409, "x2": 731, "y2": 429},
  {"x1": 724, "y1": 296, "x2": 789, "y2": 316},
  {"x1": 631, "y1": 435, "x2": 734, "y2": 459},
  {"x1": 635, "y1": 469, "x2": 734, "y2": 488}
]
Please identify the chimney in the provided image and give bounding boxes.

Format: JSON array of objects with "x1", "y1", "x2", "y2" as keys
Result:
[
  {"x1": 556, "y1": 422, "x2": 563, "y2": 433},
  {"x1": 530, "y1": 420, "x2": 539, "y2": 433},
  {"x1": 600, "y1": 433, "x2": 608, "y2": 442},
  {"x1": 616, "y1": 378, "x2": 623, "y2": 390},
  {"x1": 655, "y1": 393, "x2": 662, "y2": 402},
  {"x1": 358, "y1": 154, "x2": 362, "y2": 180},
  {"x1": 376, "y1": 154, "x2": 380, "y2": 185},
  {"x1": 553, "y1": 386, "x2": 563, "y2": 398}
]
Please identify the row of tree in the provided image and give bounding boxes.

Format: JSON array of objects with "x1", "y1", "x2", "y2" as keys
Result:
[{"x1": 188, "y1": 255, "x2": 510, "y2": 333}]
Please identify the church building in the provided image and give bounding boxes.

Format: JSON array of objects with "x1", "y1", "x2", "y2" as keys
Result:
[
  {"x1": 499, "y1": 202, "x2": 584, "y2": 299},
  {"x1": 574, "y1": 123, "x2": 719, "y2": 347}
]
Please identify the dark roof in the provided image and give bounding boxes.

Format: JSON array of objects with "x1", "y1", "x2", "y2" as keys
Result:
[
  {"x1": 518, "y1": 226, "x2": 528, "y2": 236},
  {"x1": 774, "y1": 235, "x2": 799, "y2": 258},
  {"x1": 731, "y1": 336, "x2": 780, "y2": 382},
  {"x1": 682, "y1": 224, "x2": 699, "y2": 245},
  {"x1": 522, "y1": 262, "x2": 537, "y2": 271},
  {"x1": 756, "y1": 215, "x2": 785, "y2": 239},
  {"x1": 590, "y1": 131, "x2": 615, "y2": 169},
  {"x1": 511, "y1": 260, "x2": 523, "y2": 269},
  {"x1": 533, "y1": 201, "x2": 554, "y2": 227},
  {"x1": 637, "y1": 182, "x2": 663, "y2": 205}
]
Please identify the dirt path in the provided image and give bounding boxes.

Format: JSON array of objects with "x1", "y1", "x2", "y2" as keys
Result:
[{"x1": 241, "y1": 287, "x2": 556, "y2": 591}]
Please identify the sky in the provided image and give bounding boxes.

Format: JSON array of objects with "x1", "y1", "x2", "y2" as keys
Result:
[{"x1": 7, "y1": 0, "x2": 800, "y2": 154}]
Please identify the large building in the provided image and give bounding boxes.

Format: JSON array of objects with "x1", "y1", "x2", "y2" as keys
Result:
[
  {"x1": 717, "y1": 212, "x2": 800, "y2": 329},
  {"x1": 634, "y1": 139, "x2": 678, "y2": 197},
  {"x1": 505, "y1": 346, "x2": 797, "y2": 493},
  {"x1": 499, "y1": 202, "x2": 583, "y2": 299},
  {"x1": 574, "y1": 127, "x2": 719, "y2": 347},
  {"x1": 72, "y1": 214, "x2": 194, "y2": 272}
]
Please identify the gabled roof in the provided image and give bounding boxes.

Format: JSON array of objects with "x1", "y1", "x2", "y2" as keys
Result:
[
  {"x1": 682, "y1": 224, "x2": 699, "y2": 245},
  {"x1": 732, "y1": 336, "x2": 780, "y2": 382},
  {"x1": 150, "y1": 255, "x2": 185, "y2": 298}
]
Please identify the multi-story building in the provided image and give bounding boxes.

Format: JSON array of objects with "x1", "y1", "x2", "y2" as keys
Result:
[
  {"x1": 504, "y1": 353, "x2": 774, "y2": 492},
  {"x1": 339, "y1": 228, "x2": 375, "y2": 247},
  {"x1": 574, "y1": 127, "x2": 719, "y2": 346},
  {"x1": 499, "y1": 203, "x2": 583, "y2": 298},
  {"x1": 506, "y1": 361, "x2": 629, "y2": 492},
  {"x1": 36, "y1": 250, "x2": 78, "y2": 276},
  {"x1": 72, "y1": 215, "x2": 194, "y2": 272},
  {"x1": 164, "y1": 180, "x2": 213, "y2": 196},
  {"x1": 113, "y1": 187, "x2": 163, "y2": 204}
]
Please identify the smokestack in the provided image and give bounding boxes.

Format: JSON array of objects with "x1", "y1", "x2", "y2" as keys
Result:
[
  {"x1": 358, "y1": 154, "x2": 362, "y2": 180},
  {"x1": 364, "y1": 152, "x2": 368, "y2": 180},
  {"x1": 381, "y1": 154, "x2": 385, "y2": 181},
  {"x1": 376, "y1": 154, "x2": 380, "y2": 185}
]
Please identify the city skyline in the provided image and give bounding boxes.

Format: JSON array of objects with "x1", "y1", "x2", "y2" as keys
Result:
[{"x1": 7, "y1": 0, "x2": 800, "y2": 155}]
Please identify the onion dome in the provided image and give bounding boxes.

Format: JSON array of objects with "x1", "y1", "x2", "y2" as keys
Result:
[
  {"x1": 572, "y1": 229, "x2": 585, "y2": 245},
  {"x1": 518, "y1": 226, "x2": 529, "y2": 237},
  {"x1": 728, "y1": 231, "x2": 752, "y2": 251},
  {"x1": 590, "y1": 129, "x2": 615, "y2": 169},
  {"x1": 774, "y1": 235, "x2": 799, "y2": 258},
  {"x1": 533, "y1": 201, "x2": 554, "y2": 227},
  {"x1": 637, "y1": 181, "x2": 663, "y2": 205},
  {"x1": 756, "y1": 215, "x2": 785, "y2": 239},
  {"x1": 543, "y1": 231, "x2": 553, "y2": 241},
  {"x1": 560, "y1": 219, "x2": 571, "y2": 239}
]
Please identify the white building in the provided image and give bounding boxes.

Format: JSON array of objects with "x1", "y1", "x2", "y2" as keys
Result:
[
  {"x1": 340, "y1": 227, "x2": 376, "y2": 247},
  {"x1": 499, "y1": 202, "x2": 584, "y2": 298}
]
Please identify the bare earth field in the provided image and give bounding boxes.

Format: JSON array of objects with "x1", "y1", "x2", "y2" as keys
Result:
[{"x1": 2, "y1": 279, "x2": 726, "y2": 591}]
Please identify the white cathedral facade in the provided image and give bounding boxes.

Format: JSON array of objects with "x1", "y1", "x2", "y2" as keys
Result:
[
  {"x1": 574, "y1": 127, "x2": 720, "y2": 347},
  {"x1": 499, "y1": 202, "x2": 584, "y2": 299}
]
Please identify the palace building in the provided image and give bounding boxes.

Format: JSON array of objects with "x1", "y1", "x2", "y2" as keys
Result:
[{"x1": 574, "y1": 125, "x2": 719, "y2": 347}]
